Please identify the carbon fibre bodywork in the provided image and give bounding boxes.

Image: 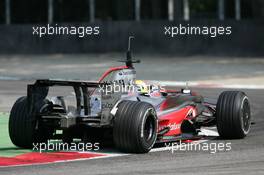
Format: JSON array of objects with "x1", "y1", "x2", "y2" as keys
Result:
[{"x1": 26, "y1": 65, "x2": 216, "y2": 143}]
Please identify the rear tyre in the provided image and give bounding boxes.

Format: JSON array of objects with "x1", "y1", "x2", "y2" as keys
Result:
[
  {"x1": 216, "y1": 91, "x2": 251, "y2": 139},
  {"x1": 9, "y1": 96, "x2": 50, "y2": 148},
  {"x1": 113, "y1": 100, "x2": 157, "y2": 153}
]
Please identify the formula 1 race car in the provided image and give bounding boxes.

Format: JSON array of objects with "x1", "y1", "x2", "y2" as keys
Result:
[{"x1": 9, "y1": 37, "x2": 251, "y2": 153}]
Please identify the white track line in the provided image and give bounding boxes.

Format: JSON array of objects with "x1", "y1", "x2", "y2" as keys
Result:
[
  {"x1": 0, "y1": 153, "x2": 128, "y2": 168},
  {"x1": 0, "y1": 76, "x2": 264, "y2": 89},
  {"x1": 147, "y1": 80, "x2": 264, "y2": 89},
  {"x1": 0, "y1": 76, "x2": 21, "y2": 81},
  {"x1": 0, "y1": 128, "x2": 219, "y2": 168}
]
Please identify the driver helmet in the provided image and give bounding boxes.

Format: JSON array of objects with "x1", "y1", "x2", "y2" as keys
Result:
[{"x1": 135, "y1": 80, "x2": 149, "y2": 94}]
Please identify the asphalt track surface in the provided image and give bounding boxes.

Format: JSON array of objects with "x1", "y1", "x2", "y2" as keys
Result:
[
  {"x1": 0, "y1": 80, "x2": 264, "y2": 175},
  {"x1": 0, "y1": 55, "x2": 264, "y2": 174},
  {"x1": 0, "y1": 54, "x2": 264, "y2": 83}
]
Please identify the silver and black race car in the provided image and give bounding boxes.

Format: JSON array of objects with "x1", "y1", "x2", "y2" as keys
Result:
[{"x1": 9, "y1": 38, "x2": 251, "y2": 153}]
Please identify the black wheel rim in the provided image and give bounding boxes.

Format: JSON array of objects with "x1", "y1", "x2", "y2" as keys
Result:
[
  {"x1": 241, "y1": 98, "x2": 251, "y2": 134},
  {"x1": 144, "y1": 112, "x2": 155, "y2": 141}
]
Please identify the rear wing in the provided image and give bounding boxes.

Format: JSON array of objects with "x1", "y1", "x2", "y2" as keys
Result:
[{"x1": 27, "y1": 79, "x2": 104, "y2": 117}]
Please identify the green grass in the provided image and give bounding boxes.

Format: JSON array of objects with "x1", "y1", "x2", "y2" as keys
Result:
[
  {"x1": 0, "y1": 112, "x2": 31, "y2": 157},
  {"x1": 0, "y1": 113, "x2": 84, "y2": 157},
  {"x1": 0, "y1": 113, "x2": 111, "y2": 157}
]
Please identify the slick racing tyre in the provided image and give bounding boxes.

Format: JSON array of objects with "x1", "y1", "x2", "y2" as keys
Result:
[
  {"x1": 9, "y1": 96, "x2": 51, "y2": 148},
  {"x1": 216, "y1": 91, "x2": 251, "y2": 139},
  {"x1": 113, "y1": 100, "x2": 158, "y2": 153}
]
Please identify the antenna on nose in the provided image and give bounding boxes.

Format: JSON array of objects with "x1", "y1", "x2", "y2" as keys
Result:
[
  {"x1": 126, "y1": 36, "x2": 134, "y2": 67},
  {"x1": 118, "y1": 36, "x2": 140, "y2": 67},
  {"x1": 128, "y1": 36, "x2": 134, "y2": 51}
]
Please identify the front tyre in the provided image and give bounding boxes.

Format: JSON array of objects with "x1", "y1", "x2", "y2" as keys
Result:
[
  {"x1": 216, "y1": 91, "x2": 251, "y2": 139},
  {"x1": 113, "y1": 101, "x2": 158, "y2": 153}
]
